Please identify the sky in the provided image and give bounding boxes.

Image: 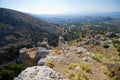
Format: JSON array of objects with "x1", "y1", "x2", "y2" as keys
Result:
[{"x1": 0, "y1": 0, "x2": 120, "y2": 14}]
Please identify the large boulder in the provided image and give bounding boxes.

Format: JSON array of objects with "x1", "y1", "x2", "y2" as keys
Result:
[
  {"x1": 14, "y1": 66, "x2": 66, "y2": 80},
  {"x1": 34, "y1": 47, "x2": 49, "y2": 65}
]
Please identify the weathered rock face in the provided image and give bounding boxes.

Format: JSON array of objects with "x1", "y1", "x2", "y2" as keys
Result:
[
  {"x1": 19, "y1": 48, "x2": 36, "y2": 66},
  {"x1": 34, "y1": 47, "x2": 49, "y2": 65},
  {"x1": 19, "y1": 47, "x2": 49, "y2": 66},
  {"x1": 58, "y1": 36, "x2": 67, "y2": 50},
  {"x1": 14, "y1": 66, "x2": 66, "y2": 80}
]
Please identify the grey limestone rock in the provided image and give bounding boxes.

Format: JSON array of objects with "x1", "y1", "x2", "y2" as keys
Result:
[{"x1": 14, "y1": 66, "x2": 66, "y2": 80}]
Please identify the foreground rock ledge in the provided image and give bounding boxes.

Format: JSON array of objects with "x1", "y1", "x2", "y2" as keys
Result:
[{"x1": 14, "y1": 66, "x2": 66, "y2": 80}]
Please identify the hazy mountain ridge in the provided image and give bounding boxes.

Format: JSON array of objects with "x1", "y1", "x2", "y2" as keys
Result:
[
  {"x1": 0, "y1": 8, "x2": 63, "y2": 49},
  {"x1": 28, "y1": 12, "x2": 120, "y2": 24},
  {"x1": 0, "y1": 8, "x2": 62, "y2": 35}
]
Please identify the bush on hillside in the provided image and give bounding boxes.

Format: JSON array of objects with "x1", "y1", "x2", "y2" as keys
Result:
[
  {"x1": 103, "y1": 44, "x2": 110, "y2": 48},
  {"x1": 75, "y1": 72, "x2": 89, "y2": 80},
  {"x1": 0, "y1": 62, "x2": 25, "y2": 80},
  {"x1": 68, "y1": 63, "x2": 79, "y2": 70},
  {"x1": 92, "y1": 52, "x2": 104, "y2": 62},
  {"x1": 80, "y1": 61, "x2": 91, "y2": 72}
]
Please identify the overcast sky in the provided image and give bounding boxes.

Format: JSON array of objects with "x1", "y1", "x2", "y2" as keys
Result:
[{"x1": 0, "y1": 0, "x2": 120, "y2": 14}]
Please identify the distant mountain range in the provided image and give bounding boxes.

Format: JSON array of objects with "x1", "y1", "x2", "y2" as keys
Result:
[
  {"x1": 0, "y1": 8, "x2": 62, "y2": 65},
  {"x1": 28, "y1": 12, "x2": 120, "y2": 24}
]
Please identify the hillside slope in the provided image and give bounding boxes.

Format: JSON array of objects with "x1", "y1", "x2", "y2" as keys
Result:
[{"x1": 0, "y1": 8, "x2": 62, "y2": 65}]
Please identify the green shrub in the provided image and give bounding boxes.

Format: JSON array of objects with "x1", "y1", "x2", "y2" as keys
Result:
[
  {"x1": 92, "y1": 52, "x2": 104, "y2": 62},
  {"x1": 103, "y1": 44, "x2": 110, "y2": 48},
  {"x1": 67, "y1": 71, "x2": 89, "y2": 80},
  {"x1": 68, "y1": 63, "x2": 79, "y2": 70},
  {"x1": 0, "y1": 69, "x2": 15, "y2": 80},
  {"x1": 102, "y1": 66, "x2": 110, "y2": 75},
  {"x1": 80, "y1": 61, "x2": 91, "y2": 72},
  {"x1": 0, "y1": 62, "x2": 25, "y2": 80},
  {"x1": 116, "y1": 47, "x2": 120, "y2": 56},
  {"x1": 75, "y1": 72, "x2": 89, "y2": 80},
  {"x1": 112, "y1": 40, "x2": 120, "y2": 48},
  {"x1": 117, "y1": 47, "x2": 120, "y2": 52}
]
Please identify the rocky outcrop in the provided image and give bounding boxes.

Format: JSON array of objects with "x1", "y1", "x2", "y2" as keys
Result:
[
  {"x1": 19, "y1": 47, "x2": 49, "y2": 66},
  {"x1": 58, "y1": 36, "x2": 67, "y2": 50},
  {"x1": 37, "y1": 38, "x2": 50, "y2": 49},
  {"x1": 14, "y1": 66, "x2": 66, "y2": 80},
  {"x1": 19, "y1": 48, "x2": 36, "y2": 66},
  {"x1": 106, "y1": 32, "x2": 117, "y2": 38},
  {"x1": 34, "y1": 47, "x2": 49, "y2": 65}
]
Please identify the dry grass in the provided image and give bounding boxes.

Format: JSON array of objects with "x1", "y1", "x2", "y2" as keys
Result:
[
  {"x1": 53, "y1": 50, "x2": 62, "y2": 55},
  {"x1": 101, "y1": 66, "x2": 110, "y2": 75},
  {"x1": 45, "y1": 59, "x2": 55, "y2": 68},
  {"x1": 80, "y1": 61, "x2": 91, "y2": 72},
  {"x1": 68, "y1": 63, "x2": 79, "y2": 70}
]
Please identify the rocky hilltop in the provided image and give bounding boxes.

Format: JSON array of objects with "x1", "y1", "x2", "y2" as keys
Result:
[
  {"x1": 14, "y1": 66, "x2": 66, "y2": 80},
  {"x1": 15, "y1": 34, "x2": 120, "y2": 80}
]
